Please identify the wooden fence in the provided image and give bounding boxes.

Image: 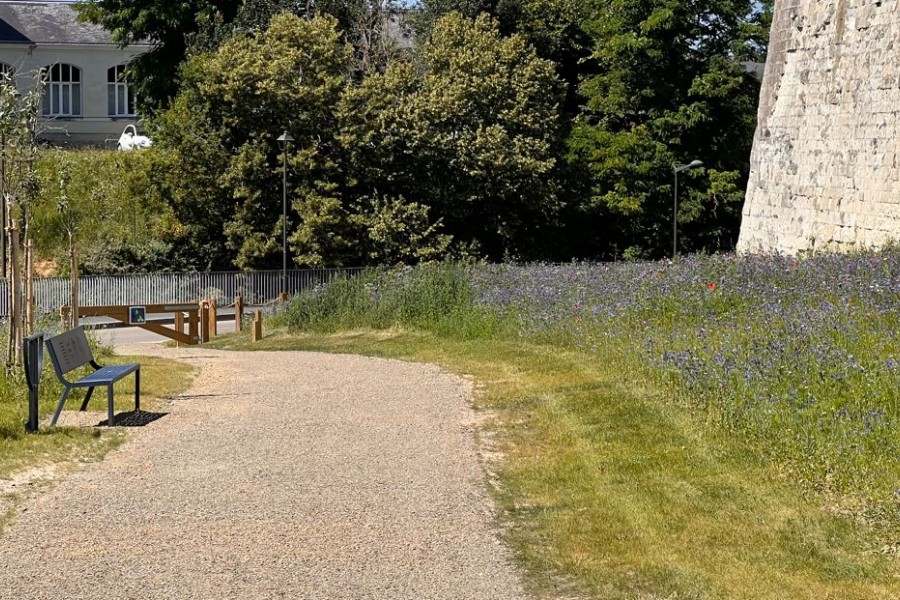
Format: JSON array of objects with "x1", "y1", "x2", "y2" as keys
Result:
[{"x1": 0, "y1": 268, "x2": 363, "y2": 318}]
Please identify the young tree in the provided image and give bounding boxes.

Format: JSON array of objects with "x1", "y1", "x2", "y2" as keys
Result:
[
  {"x1": 0, "y1": 73, "x2": 42, "y2": 360},
  {"x1": 54, "y1": 159, "x2": 80, "y2": 330}
]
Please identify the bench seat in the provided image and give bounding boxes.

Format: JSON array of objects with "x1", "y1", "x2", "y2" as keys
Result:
[{"x1": 74, "y1": 364, "x2": 140, "y2": 387}]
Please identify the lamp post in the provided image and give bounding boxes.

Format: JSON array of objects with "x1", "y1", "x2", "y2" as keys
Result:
[
  {"x1": 277, "y1": 131, "x2": 294, "y2": 298},
  {"x1": 672, "y1": 159, "x2": 703, "y2": 258}
]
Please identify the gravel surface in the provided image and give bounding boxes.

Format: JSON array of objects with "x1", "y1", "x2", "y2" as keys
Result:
[{"x1": 0, "y1": 347, "x2": 526, "y2": 599}]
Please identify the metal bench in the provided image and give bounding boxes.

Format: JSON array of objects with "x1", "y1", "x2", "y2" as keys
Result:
[{"x1": 46, "y1": 326, "x2": 140, "y2": 426}]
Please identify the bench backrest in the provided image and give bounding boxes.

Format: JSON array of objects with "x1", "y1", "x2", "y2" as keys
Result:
[{"x1": 46, "y1": 327, "x2": 93, "y2": 377}]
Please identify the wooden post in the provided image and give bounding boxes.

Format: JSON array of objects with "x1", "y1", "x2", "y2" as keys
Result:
[
  {"x1": 6, "y1": 220, "x2": 21, "y2": 364},
  {"x1": 235, "y1": 295, "x2": 243, "y2": 333},
  {"x1": 200, "y1": 301, "x2": 210, "y2": 343},
  {"x1": 174, "y1": 311, "x2": 185, "y2": 348},
  {"x1": 209, "y1": 298, "x2": 218, "y2": 337},
  {"x1": 70, "y1": 242, "x2": 79, "y2": 330},
  {"x1": 24, "y1": 239, "x2": 33, "y2": 334},
  {"x1": 3, "y1": 196, "x2": 11, "y2": 365},
  {"x1": 189, "y1": 308, "x2": 199, "y2": 343},
  {"x1": 251, "y1": 309, "x2": 263, "y2": 342}
]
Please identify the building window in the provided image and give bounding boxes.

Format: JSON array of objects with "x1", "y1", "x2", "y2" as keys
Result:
[
  {"x1": 107, "y1": 65, "x2": 135, "y2": 117},
  {"x1": 42, "y1": 63, "x2": 81, "y2": 117}
]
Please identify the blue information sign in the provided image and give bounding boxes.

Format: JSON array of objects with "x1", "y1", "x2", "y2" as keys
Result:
[{"x1": 128, "y1": 306, "x2": 147, "y2": 325}]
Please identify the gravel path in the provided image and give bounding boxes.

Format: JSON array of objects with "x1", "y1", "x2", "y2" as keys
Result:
[{"x1": 0, "y1": 347, "x2": 526, "y2": 599}]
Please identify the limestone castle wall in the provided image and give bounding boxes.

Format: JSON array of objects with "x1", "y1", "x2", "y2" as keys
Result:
[{"x1": 737, "y1": 0, "x2": 900, "y2": 254}]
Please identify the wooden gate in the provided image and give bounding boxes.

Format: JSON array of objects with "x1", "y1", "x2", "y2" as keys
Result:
[{"x1": 62, "y1": 303, "x2": 203, "y2": 345}]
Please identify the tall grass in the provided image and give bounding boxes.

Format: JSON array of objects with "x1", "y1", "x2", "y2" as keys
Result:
[
  {"x1": 274, "y1": 263, "x2": 511, "y2": 339},
  {"x1": 279, "y1": 255, "x2": 900, "y2": 513}
]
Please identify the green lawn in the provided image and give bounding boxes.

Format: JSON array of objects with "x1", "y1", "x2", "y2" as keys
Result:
[{"x1": 210, "y1": 327, "x2": 900, "y2": 599}]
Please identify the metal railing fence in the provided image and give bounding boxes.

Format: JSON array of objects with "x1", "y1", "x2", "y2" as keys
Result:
[{"x1": 0, "y1": 268, "x2": 364, "y2": 317}]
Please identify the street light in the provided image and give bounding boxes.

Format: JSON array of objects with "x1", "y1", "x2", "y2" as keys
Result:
[
  {"x1": 672, "y1": 159, "x2": 703, "y2": 258},
  {"x1": 277, "y1": 131, "x2": 294, "y2": 298}
]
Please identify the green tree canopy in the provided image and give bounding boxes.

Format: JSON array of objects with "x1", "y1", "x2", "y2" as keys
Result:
[
  {"x1": 153, "y1": 13, "x2": 351, "y2": 269},
  {"x1": 77, "y1": 0, "x2": 408, "y2": 111},
  {"x1": 339, "y1": 12, "x2": 564, "y2": 260},
  {"x1": 76, "y1": 0, "x2": 242, "y2": 110},
  {"x1": 83, "y1": 1, "x2": 772, "y2": 267},
  {"x1": 565, "y1": 0, "x2": 763, "y2": 258},
  {"x1": 413, "y1": 0, "x2": 591, "y2": 114},
  {"x1": 152, "y1": 11, "x2": 563, "y2": 268}
]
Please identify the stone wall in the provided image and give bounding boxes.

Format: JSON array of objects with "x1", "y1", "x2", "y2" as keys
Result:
[{"x1": 737, "y1": 0, "x2": 900, "y2": 255}]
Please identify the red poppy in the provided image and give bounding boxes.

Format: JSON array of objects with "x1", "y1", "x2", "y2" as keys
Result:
[{"x1": 707, "y1": 282, "x2": 717, "y2": 291}]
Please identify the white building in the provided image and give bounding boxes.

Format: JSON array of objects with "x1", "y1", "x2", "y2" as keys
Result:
[{"x1": 0, "y1": 1, "x2": 150, "y2": 145}]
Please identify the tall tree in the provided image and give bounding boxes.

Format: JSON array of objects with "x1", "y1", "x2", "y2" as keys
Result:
[
  {"x1": 413, "y1": 0, "x2": 591, "y2": 114},
  {"x1": 339, "y1": 13, "x2": 564, "y2": 260},
  {"x1": 75, "y1": 0, "x2": 242, "y2": 110},
  {"x1": 736, "y1": 0, "x2": 774, "y2": 62},
  {"x1": 153, "y1": 11, "x2": 562, "y2": 267},
  {"x1": 152, "y1": 13, "x2": 351, "y2": 269},
  {"x1": 410, "y1": 0, "x2": 495, "y2": 33},
  {"x1": 189, "y1": 0, "x2": 407, "y2": 74},
  {"x1": 0, "y1": 73, "x2": 42, "y2": 360},
  {"x1": 565, "y1": 0, "x2": 763, "y2": 259},
  {"x1": 77, "y1": 0, "x2": 407, "y2": 111}
]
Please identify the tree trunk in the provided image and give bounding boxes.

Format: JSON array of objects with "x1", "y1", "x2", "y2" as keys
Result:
[
  {"x1": 3, "y1": 194, "x2": 9, "y2": 366},
  {"x1": 25, "y1": 238, "x2": 33, "y2": 335},
  {"x1": 69, "y1": 235, "x2": 78, "y2": 330}
]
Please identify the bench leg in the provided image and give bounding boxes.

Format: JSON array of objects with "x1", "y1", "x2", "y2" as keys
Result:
[
  {"x1": 50, "y1": 387, "x2": 72, "y2": 427},
  {"x1": 107, "y1": 385, "x2": 115, "y2": 427},
  {"x1": 135, "y1": 368, "x2": 140, "y2": 413},
  {"x1": 80, "y1": 387, "x2": 95, "y2": 412}
]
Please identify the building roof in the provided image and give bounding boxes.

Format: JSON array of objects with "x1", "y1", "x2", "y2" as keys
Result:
[{"x1": 0, "y1": 1, "x2": 130, "y2": 46}]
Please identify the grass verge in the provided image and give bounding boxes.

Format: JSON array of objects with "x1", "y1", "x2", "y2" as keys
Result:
[{"x1": 209, "y1": 327, "x2": 900, "y2": 599}]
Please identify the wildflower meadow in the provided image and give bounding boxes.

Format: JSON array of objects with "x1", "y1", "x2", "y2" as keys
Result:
[{"x1": 280, "y1": 253, "x2": 900, "y2": 512}]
